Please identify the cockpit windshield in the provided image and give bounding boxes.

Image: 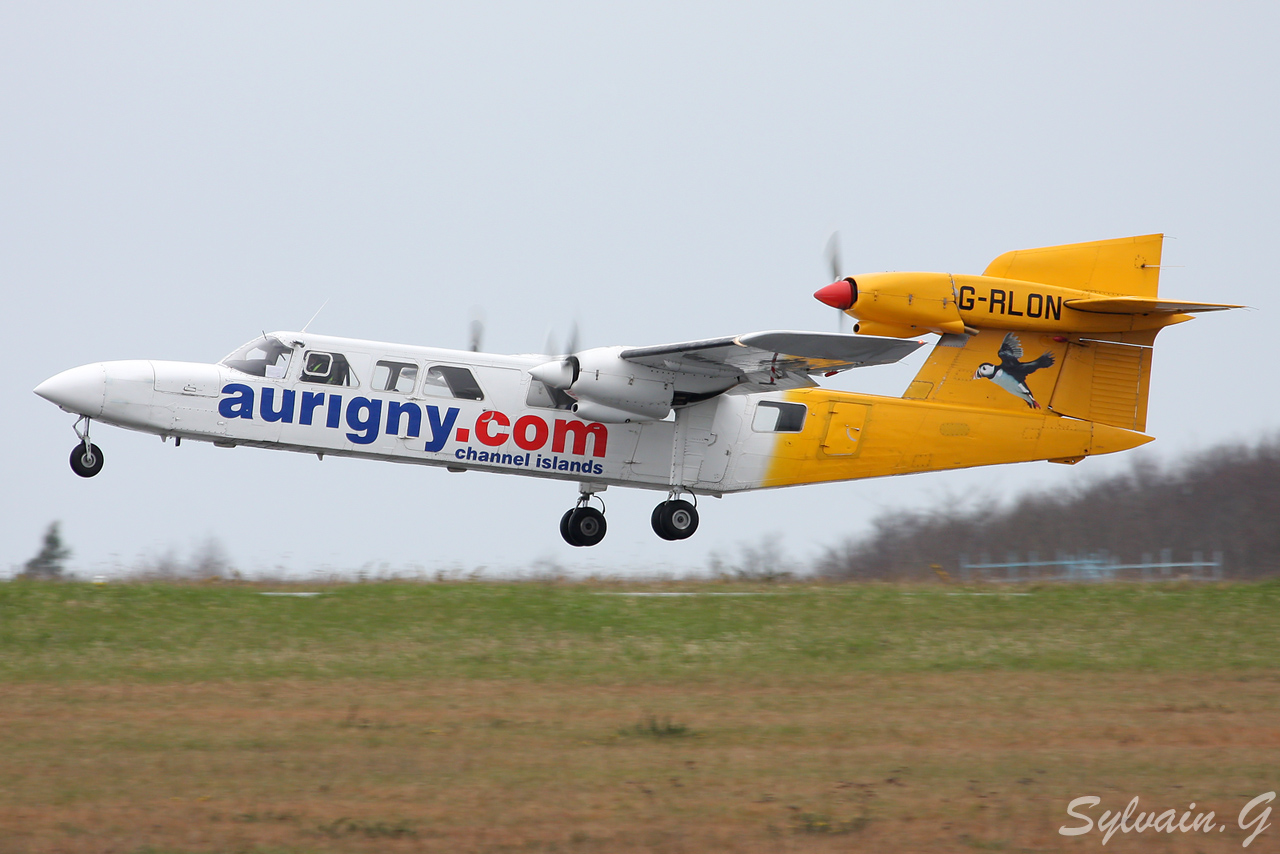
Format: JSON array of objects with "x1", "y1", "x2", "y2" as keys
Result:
[{"x1": 221, "y1": 335, "x2": 294, "y2": 379}]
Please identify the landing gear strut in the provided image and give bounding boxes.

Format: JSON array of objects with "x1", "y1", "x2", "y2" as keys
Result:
[
  {"x1": 560, "y1": 484, "x2": 607, "y2": 547},
  {"x1": 652, "y1": 492, "x2": 699, "y2": 541},
  {"x1": 69, "y1": 416, "x2": 103, "y2": 478}
]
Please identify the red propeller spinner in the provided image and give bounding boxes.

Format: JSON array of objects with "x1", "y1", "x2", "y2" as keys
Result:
[{"x1": 813, "y1": 277, "x2": 856, "y2": 311}]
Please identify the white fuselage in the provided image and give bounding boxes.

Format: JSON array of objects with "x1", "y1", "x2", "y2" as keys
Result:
[{"x1": 35, "y1": 331, "x2": 787, "y2": 496}]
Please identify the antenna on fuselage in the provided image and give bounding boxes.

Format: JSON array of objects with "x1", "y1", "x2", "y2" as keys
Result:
[{"x1": 301, "y1": 299, "x2": 331, "y2": 333}]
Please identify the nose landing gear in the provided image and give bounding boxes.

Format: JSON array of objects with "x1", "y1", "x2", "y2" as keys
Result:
[
  {"x1": 652, "y1": 493, "x2": 699, "y2": 540},
  {"x1": 560, "y1": 484, "x2": 608, "y2": 547},
  {"x1": 69, "y1": 416, "x2": 104, "y2": 478}
]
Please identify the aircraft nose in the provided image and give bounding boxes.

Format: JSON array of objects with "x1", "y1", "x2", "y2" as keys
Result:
[{"x1": 34, "y1": 363, "x2": 107, "y2": 417}]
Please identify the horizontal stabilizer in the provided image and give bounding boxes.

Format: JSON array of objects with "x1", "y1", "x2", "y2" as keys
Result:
[{"x1": 1065, "y1": 297, "x2": 1242, "y2": 315}]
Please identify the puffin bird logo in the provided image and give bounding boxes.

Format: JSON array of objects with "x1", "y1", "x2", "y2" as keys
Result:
[{"x1": 973, "y1": 333, "x2": 1056, "y2": 408}]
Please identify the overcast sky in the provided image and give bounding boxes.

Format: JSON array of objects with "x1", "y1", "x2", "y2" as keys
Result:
[{"x1": 3, "y1": 2, "x2": 1277, "y2": 579}]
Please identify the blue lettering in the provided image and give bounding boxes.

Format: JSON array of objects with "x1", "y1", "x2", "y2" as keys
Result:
[
  {"x1": 326, "y1": 394, "x2": 343, "y2": 429},
  {"x1": 219, "y1": 383, "x2": 254, "y2": 419},
  {"x1": 299, "y1": 391, "x2": 325, "y2": 425},
  {"x1": 424, "y1": 405, "x2": 460, "y2": 453},
  {"x1": 345, "y1": 397, "x2": 382, "y2": 445},
  {"x1": 260, "y1": 387, "x2": 295, "y2": 423},
  {"x1": 386, "y1": 401, "x2": 422, "y2": 438}
]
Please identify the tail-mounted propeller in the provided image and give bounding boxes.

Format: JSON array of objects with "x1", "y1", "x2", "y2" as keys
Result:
[
  {"x1": 825, "y1": 231, "x2": 842, "y2": 288},
  {"x1": 814, "y1": 230, "x2": 855, "y2": 320},
  {"x1": 818, "y1": 232, "x2": 858, "y2": 328}
]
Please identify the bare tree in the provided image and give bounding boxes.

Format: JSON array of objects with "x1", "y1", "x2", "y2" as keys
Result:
[
  {"x1": 19, "y1": 522, "x2": 71, "y2": 580},
  {"x1": 820, "y1": 435, "x2": 1280, "y2": 580}
]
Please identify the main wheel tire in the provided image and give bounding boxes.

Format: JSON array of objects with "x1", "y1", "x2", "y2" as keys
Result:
[
  {"x1": 652, "y1": 503, "x2": 676, "y2": 540},
  {"x1": 659, "y1": 500, "x2": 699, "y2": 540},
  {"x1": 69, "y1": 443, "x2": 104, "y2": 478},
  {"x1": 560, "y1": 509, "x2": 583, "y2": 546},
  {"x1": 567, "y1": 507, "x2": 607, "y2": 547}
]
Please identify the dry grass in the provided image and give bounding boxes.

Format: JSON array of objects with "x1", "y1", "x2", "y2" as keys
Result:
[
  {"x1": 1, "y1": 672, "x2": 1277, "y2": 853},
  {"x1": 1, "y1": 582, "x2": 1277, "y2": 852}
]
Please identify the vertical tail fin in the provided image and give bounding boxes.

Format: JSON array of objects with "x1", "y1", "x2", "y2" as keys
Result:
[
  {"x1": 902, "y1": 234, "x2": 1206, "y2": 432},
  {"x1": 982, "y1": 233, "x2": 1164, "y2": 297},
  {"x1": 904, "y1": 328, "x2": 1159, "y2": 431}
]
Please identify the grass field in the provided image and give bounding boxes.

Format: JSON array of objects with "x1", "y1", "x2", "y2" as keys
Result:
[{"x1": 1, "y1": 581, "x2": 1277, "y2": 852}]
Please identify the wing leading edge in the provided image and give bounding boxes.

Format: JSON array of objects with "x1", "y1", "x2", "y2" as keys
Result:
[{"x1": 619, "y1": 330, "x2": 924, "y2": 391}]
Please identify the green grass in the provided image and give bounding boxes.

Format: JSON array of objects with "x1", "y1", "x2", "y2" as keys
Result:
[{"x1": 2, "y1": 580, "x2": 1277, "y2": 683}]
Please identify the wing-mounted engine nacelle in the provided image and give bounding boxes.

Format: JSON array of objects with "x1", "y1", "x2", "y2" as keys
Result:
[
  {"x1": 530, "y1": 347, "x2": 673, "y2": 423},
  {"x1": 569, "y1": 400, "x2": 656, "y2": 423}
]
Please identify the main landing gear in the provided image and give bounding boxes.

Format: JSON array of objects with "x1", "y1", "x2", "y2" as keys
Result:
[
  {"x1": 69, "y1": 416, "x2": 104, "y2": 478},
  {"x1": 560, "y1": 485, "x2": 608, "y2": 547},
  {"x1": 558, "y1": 487, "x2": 702, "y2": 546},
  {"x1": 652, "y1": 494, "x2": 699, "y2": 541}
]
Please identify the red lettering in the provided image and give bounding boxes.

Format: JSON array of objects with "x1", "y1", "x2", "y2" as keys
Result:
[
  {"x1": 552, "y1": 419, "x2": 608, "y2": 458},
  {"x1": 475, "y1": 411, "x2": 510, "y2": 446},
  {"x1": 513, "y1": 415, "x2": 549, "y2": 451}
]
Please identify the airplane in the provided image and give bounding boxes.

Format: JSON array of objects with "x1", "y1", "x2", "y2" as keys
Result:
[{"x1": 34, "y1": 234, "x2": 1238, "y2": 547}]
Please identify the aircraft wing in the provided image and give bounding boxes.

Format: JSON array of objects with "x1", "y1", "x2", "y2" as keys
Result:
[{"x1": 619, "y1": 331, "x2": 924, "y2": 390}]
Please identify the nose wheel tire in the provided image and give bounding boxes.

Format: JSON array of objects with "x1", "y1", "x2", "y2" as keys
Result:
[
  {"x1": 652, "y1": 499, "x2": 698, "y2": 540},
  {"x1": 70, "y1": 443, "x2": 104, "y2": 478},
  {"x1": 561, "y1": 506, "x2": 607, "y2": 547}
]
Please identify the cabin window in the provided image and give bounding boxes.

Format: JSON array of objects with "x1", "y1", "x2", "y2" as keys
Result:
[
  {"x1": 752, "y1": 401, "x2": 807, "y2": 433},
  {"x1": 372, "y1": 360, "x2": 418, "y2": 394},
  {"x1": 422, "y1": 365, "x2": 484, "y2": 401},
  {"x1": 300, "y1": 351, "x2": 358, "y2": 387},
  {"x1": 221, "y1": 336, "x2": 294, "y2": 379}
]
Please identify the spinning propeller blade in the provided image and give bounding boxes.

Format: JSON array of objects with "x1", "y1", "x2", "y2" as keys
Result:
[{"x1": 824, "y1": 232, "x2": 847, "y2": 331}]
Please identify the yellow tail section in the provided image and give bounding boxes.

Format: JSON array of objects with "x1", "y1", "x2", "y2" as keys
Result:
[
  {"x1": 904, "y1": 328, "x2": 1157, "y2": 431},
  {"x1": 1048, "y1": 331, "x2": 1156, "y2": 431},
  {"x1": 982, "y1": 233, "x2": 1163, "y2": 297},
  {"x1": 905, "y1": 234, "x2": 1185, "y2": 432}
]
